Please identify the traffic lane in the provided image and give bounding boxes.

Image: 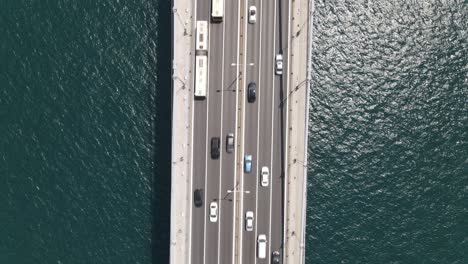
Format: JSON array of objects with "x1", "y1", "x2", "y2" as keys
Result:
[
  {"x1": 241, "y1": 93, "x2": 259, "y2": 263},
  {"x1": 254, "y1": 0, "x2": 276, "y2": 261},
  {"x1": 204, "y1": 17, "x2": 225, "y2": 264},
  {"x1": 270, "y1": 0, "x2": 290, "y2": 261},
  {"x1": 191, "y1": 1, "x2": 210, "y2": 263},
  {"x1": 241, "y1": 189, "x2": 257, "y2": 261},
  {"x1": 191, "y1": 98, "x2": 208, "y2": 264},
  {"x1": 270, "y1": 77, "x2": 284, "y2": 262},
  {"x1": 191, "y1": 0, "x2": 210, "y2": 261},
  {"x1": 219, "y1": 0, "x2": 240, "y2": 262},
  {"x1": 241, "y1": 0, "x2": 262, "y2": 262},
  {"x1": 238, "y1": 44, "x2": 259, "y2": 264}
]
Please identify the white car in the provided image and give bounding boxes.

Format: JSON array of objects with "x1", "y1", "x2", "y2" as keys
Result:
[
  {"x1": 248, "y1": 6, "x2": 257, "y2": 24},
  {"x1": 261, "y1": 166, "x2": 269, "y2": 187},
  {"x1": 209, "y1": 202, "x2": 218, "y2": 222},
  {"x1": 245, "y1": 211, "x2": 254, "y2": 231},
  {"x1": 275, "y1": 54, "x2": 283, "y2": 75}
]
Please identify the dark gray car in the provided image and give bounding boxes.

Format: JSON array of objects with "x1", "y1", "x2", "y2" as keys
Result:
[
  {"x1": 247, "y1": 82, "x2": 256, "y2": 103},
  {"x1": 226, "y1": 133, "x2": 234, "y2": 153},
  {"x1": 194, "y1": 189, "x2": 203, "y2": 208},
  {"x1": 211, "y1": 137, "x2": 220, "y2": 159}
]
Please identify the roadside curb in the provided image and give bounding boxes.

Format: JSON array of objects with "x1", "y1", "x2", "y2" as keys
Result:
[
  {"x1": 170, "y1": 0, "x2": 194, "y2": 263},
  {"x1": 285, "y1": 0, "x2": 311, "y2": 263}
]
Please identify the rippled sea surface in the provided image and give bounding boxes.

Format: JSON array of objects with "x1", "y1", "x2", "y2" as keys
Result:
[
  {"x1": 1, "y1": 1, "x2": 171, "y2": 263},
  {"x1": 1, "y1": 0, "x2": 466, "y2": 264},
  {"x1": 306, "y1": 0, "x2": 467, "y2": 263}
]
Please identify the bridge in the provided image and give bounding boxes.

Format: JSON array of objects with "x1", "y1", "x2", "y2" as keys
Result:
[{"x1": 170, "y1": 0, "x2": 312, "y2": 263}]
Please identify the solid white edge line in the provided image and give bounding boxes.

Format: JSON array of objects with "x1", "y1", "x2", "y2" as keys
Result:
[
  {"x1": 203, "y1": 15, "x2": 212, "y2": 264},
  {"x1": 268, "y1": 0, "x2": 277, "y2": 262},
  {"x1": 239, "y1": 0, "x2": 249, "y2": 261},
  {"x1": 189, "y1": 1, "x2": 198, "y2": 263},
  {"x1": 217, "y1": 8, "x2": 226, "y2": 264}
]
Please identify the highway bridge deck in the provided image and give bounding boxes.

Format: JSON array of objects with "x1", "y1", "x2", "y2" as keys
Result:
[{"x1": 171, "y1": 0, "x2": 311, "y2": 263}]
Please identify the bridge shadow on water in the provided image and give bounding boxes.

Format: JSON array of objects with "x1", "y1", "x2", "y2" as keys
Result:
[{"x1": 150, "y1": 0, "x2": 171, "y2": 263}]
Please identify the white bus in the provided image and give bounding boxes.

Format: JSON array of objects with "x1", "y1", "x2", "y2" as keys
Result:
[
  {"x1": 194, "y1": 55, "x2": 207, "y2": 99},
  {"x1": 196, "y1": 21, "x2": 208, "y2": 52},
  {"x1": 211, "y1": 0, "x2": 224, "y2": 22}
]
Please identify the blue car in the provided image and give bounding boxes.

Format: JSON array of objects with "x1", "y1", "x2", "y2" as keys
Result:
[{"x1": 244, "y1": 154, "x2": 252, "y2": 173}]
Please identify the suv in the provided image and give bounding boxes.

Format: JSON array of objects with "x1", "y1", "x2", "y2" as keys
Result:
[
  {"x1": 247, "y1": 82, "x2": 256, "y2": 103},
  {"x1": 194, "y1": 189, "x2": 203, "y2": 207},
  {"x1": 211, "y1": 137, "x2": 220, "y2": 159},
  {"x1": 275, "y1": 54, "x2": 283, "y2": 75},
  {"x1": 226, "y1": 133, "x2": 235, "y2": 153}
]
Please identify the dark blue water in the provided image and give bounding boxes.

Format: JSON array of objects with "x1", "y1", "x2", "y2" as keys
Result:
[{"x1": 1, "y1": 0, "x2": 466, "y2": 263}]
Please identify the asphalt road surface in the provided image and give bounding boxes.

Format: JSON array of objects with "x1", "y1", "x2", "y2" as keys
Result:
[{"x1": 190, "y1": 0, "x2": 290, "y2": 263}]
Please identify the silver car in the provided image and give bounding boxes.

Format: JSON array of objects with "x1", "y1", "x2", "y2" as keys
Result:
[
  {"x1": 275, "y1": 54, "x2": 283, "y2": 75},
  {"x1": 261, "y1": 166, "x2": 269, "y2": 187},
  {"x1": 226, "y1": 133, "x2": 234, "y2": 153},
  {"x1": 245, "y1": 211, "x2": 254, "y2": 231},
  {"x1": 248, "y1": 6, "x2": 257, "y2": 24}
]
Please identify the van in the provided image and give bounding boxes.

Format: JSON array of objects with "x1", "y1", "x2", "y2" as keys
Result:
[{"x1": 257, "y1": 234, "x2": 267, "y2": 259}]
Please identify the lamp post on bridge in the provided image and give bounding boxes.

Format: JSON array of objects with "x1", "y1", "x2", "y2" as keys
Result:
[
  {"x1": 230, "y1": 62, "x2": 255, "y2": 67},
  {"x1": 227, "y1": 189, "x2": 250, "y2": 194},
  {"x1": 216, "y1": 63, "x2": 254, "y2": 93},
  {"x1": 213, "y1": 188, "x2": 250, "y2": 203}
]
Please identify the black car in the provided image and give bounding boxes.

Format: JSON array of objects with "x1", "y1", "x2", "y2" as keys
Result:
[
  {"x1": 211, "y1": 137, "x2": 220, "y2": 159},
  {"x1": 194, "y1": 189, "x2": 203, "y2": 207},
  {"x1": 272, "y1": 251, "x2": 280, "y2": 264},
  {"x1": 247, "y1": 82, "x2": 256, "y2": 103}
]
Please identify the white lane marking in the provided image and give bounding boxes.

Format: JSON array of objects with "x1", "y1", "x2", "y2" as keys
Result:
[
  {"x1": 217, "y1": 7, "x2": 227, "y2": 264},
  {"x1": 284, "y1": 0, "x2": 292, "y2": 260},
  {"x1": 239, "y1": 0, "x2": 249, "y2": 262},
  {"x1": 268, "y1": 0, "x2": 278, "y2": 262},
  {"x1": 254, "y1": 0, "x2": 263, "y2": 263},
  {"x1": 231, "y1": 0, "x2": 241, "y2": 262},
  {"x1": 189, "y1": 1, "x2": 198, "y2": 263},
  {"x1": 203, "y1": 15, "x2": 212, "y2": 264}
]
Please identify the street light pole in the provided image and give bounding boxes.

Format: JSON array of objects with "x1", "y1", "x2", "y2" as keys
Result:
[
  {"x1": 231, "y1": 62, "x2": 255, "y2": 67},
  {"x1": 227, "y1": 189, "x2": 250, "y2": 194}
]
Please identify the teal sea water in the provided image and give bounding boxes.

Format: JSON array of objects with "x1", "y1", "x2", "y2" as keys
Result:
[
  {"x1": 0, "y1": 0, "x2": 466, "y2": 264},
  {"x1": 306, "y1": 1, "x2": 466, "y2": 263},
  {"x1": 1, "y1": 1, "x2": 171, "y2": 263}
]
